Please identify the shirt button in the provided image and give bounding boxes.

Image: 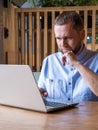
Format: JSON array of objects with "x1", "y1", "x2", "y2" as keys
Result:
[
  {"x1": 69, "y1": 82, "x2": 71, "y2": 85},
  {"x1": 68, "y1": 97, "x2": 71, "y2": 100}
]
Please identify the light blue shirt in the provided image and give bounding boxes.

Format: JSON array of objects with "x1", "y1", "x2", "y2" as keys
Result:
[{"x1": 38, "y1": 46, "x2": 98, "y2": 102}]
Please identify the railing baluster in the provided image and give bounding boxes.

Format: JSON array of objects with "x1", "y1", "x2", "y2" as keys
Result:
[{"x1": 4, "y1": 5, "x2": 98, "y2": 71}]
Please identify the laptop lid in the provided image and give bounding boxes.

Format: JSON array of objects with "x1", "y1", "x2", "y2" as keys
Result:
[
  {"x1": 0, "y1": 64, "x2": 48, "y2": 112},
  {"x1": 0, "y1": 64, "x2": 78, "y2": 113}
]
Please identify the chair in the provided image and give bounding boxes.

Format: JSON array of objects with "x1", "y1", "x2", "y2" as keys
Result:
[{"x1": 33, "y1": 72, "x2": 40, "y2": 83}]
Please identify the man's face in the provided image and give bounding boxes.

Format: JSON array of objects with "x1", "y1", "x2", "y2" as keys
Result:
[{"x1": 54, "y1": 22, "x2": 85, "y2": 54}]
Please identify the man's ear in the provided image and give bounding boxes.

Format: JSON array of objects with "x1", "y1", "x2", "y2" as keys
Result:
[{"x1": 80, "y1": 29, "x2": 85, "y2": 40}]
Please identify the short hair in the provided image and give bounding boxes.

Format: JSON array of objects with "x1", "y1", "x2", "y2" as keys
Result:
[{"x1": 55, "y1": 11, "x2": 84, "y2": 31}]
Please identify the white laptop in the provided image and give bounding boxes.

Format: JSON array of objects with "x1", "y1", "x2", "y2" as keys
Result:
[{"x1": 0, "y1": 64, "x2": 79, "y2": 113}]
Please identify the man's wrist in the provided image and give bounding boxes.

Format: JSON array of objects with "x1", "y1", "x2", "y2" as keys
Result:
[{"x1": 74, "y1": 61, "x2": 81, "y2": 68}]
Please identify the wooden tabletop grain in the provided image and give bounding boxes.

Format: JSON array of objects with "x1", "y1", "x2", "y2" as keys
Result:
[{"x1": 0, "y1": 102, "x2": 98, "y2": 130}]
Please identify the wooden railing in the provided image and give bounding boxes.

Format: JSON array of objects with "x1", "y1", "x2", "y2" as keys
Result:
[{"x1": 3, "y1": 5, "x2": 98, "y2": 71}]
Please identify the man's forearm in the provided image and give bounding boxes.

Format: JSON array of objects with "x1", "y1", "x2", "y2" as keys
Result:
[{"x1": 75, "y1": 62, "x2": 98, "y2": 96}]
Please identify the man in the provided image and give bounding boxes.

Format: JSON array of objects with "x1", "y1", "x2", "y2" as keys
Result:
[{"x1": 38, "y1": 11, "x2": 98, "y2": 102}]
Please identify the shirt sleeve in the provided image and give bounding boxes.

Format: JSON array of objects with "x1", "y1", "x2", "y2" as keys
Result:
[{"x1": 38, "y1": 58, "x2": 47, "y2": 90}]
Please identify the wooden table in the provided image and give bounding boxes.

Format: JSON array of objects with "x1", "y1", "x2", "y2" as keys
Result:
[{"x1": 0, "y1": 102, "x2": 98, "y2": 130}]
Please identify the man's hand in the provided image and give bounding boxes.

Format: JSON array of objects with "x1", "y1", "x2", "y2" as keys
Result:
[
  {"x1": 62, "y1": 55, "x2": 66, "y2": 66},
  {"x1": 62, "y1": 51, "x2": 78, "y2": 66},
  {"x1": 39, "y1": 88, "x2": 48, "y2": 97}
]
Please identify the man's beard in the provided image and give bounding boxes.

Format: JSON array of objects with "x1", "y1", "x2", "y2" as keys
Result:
[
  {"x1": 73, "y1": 43, "x2": 82, "y2": 54},
  {"x1": 58, "y1": 42, "x2": 83, "y2": 55}
]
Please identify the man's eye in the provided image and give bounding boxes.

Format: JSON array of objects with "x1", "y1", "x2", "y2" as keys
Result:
[
  {"x1": 64, "y1": 37, "x2": 72, "y2": 40},
  {"x1": 56, "y1": 37, "x2": 61, "y2": 40}
]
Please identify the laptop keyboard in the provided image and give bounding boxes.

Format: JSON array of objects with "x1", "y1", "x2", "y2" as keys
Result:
[{"x1": 45, "y1": 100, "x2": 66, "y2": 107}]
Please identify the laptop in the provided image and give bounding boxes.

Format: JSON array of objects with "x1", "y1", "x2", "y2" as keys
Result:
[{"x1": 0, "y1": 64, "x2": 79, "y2": 113}]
